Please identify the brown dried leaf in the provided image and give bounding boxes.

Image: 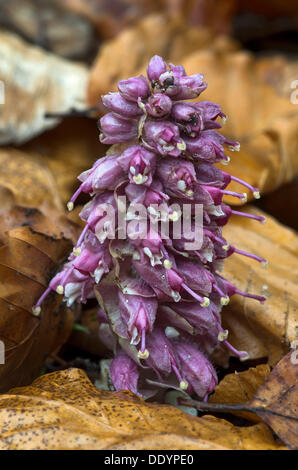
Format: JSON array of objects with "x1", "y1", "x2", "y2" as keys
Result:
[
  {"x1": 0, "y1": 213, "x2": 78, "y2": 392},
  {"x1": 0, "y1": 0, "x2": 95, "y2": 59},
  {"x1": 0, "y1": 368, "x2": 286, "y2": 450},
  {"x1": 182, "y1": 50, "x2": 298, "y2": 202},
  {"x1": 0, "y1": 206, "x2": 80, "y2": 247},
  {"x1": 0, "y1": 148, "x2": 63, "y2": 212},
  {"x1": 165, "y1": 0, "x2": 237, "y2": 34},
  {"x1": 64, "y1": 0, "x2": 163, "y2": 39},
  {"x1": 0, "y1": 31, "x2": 89, "y2": 145},
  {"x1": 210, "y1": 365, "x2": 271, "y2": 422},
  {"x1": 249, "y1": 352, "x2": 298, "y2": 449},
  {"x1": 22, "y1": 117, "x2": 107, "y2": 205},
  {"x1": 221, "y1": 206, "x2": 298, "y2": 365}
]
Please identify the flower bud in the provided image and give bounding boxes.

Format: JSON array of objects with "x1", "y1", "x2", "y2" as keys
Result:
[
  {"x1": 101, "y1": 92, "x2": 142, "y2": 118},
  {"x1": 49, "y1": 264, "x2": 94, "y2": 307},
  {"x1": 99, "y1": 112, "x2": 138, "y2": 144},
  {"x1": 147, "y1": 55, "x2": 167, "y2": 82},
  {"x1": 193, "y1": 100, "x2": 226, "y2": 129},
  {"x1": 184, "y1": 130, "x2": 228, "y2": 163},
  {"x1": 118, "y1": 75, "x2": 150, "y2": 102},
  {"x1": 174, "y1": 341, "x2": 218, "y2": 399},
  {"x1": 118, "y1": 145, "x2": 156, "y2": 186},
  {"x1": 156, "y1": 157, "x2": 196, "y2": 198},
  {"x1": 174, "y1": 74, "x2": 207, "y2": 100},
  {"x1": 145, "y1": 93, "x2": 172, "y2": 117},
  {"x1": 143, "y1": 121, "x2": 185, "y2": 157},
  {"x1": 119, "y1": 291, "x2": 157, "y2": 356}
]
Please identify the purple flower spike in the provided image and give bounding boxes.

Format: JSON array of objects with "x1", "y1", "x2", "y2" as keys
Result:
[
  {"x1": 34, "y1": 54, "x2": 266, "y2": 403},
  {"x1": 118, "y1": 75, "x2": 150, "y2": 102}
]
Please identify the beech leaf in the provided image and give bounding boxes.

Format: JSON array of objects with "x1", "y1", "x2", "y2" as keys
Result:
[
  {"x1": 0, "y1": 368, "x2": 286, "y2": 450},
  {"x1": 209, "y1": 364, "x2": 271, "y2": 422},
  {"x1": 0, "y1": 148, "x2": 63, "y2": 212},
  {"x1": 0, "y1": 31, "x2": 89, "y2": 144},
  {"x1": 248, "y1": 352, "x2": 298, "y2": 450},
  {"x1": 0, "y1": 214, "x2": 78, "y2": 392}
]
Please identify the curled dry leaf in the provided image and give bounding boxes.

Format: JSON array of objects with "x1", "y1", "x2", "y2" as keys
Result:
[
  {"x1": 248, "y1": 352, "x2": 298, "y2": 450},
  {"x1": 0, "y1": 211, "x2": 79, "y2": 392},
  {"x1": 221, "y1": 206, "x2": 298, "y2": 365},
  {"x1": 210, "y1": 364, "x2": 271, "y2": 422},
  {"x1": 0, "y1": 148, "x2": 63, "y2": 212},
  {"x1": 0, "y1": 368, "x2": 286, "y2": 450},
  {"x1": 0, "y1": 31, "x2": 89, "y2": 145},
  {"x1": 181, "y1": 50, "x2": 298, "y2": 203}
]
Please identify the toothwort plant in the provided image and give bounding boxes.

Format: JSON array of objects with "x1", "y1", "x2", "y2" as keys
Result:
[{"x1": 33, "y1": 56, "x2": 267, "y2": 401}]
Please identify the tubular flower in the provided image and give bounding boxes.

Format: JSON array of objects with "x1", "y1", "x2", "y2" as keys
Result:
[{"x1": 33, "y1": 55, "x2": 267, "y2": 402}]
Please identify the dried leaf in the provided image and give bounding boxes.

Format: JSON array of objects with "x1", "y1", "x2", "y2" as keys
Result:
[
  {"x1": 249, "y1": 352, "x2": 298, "y2": 450},
  {"x1": 0, "y1": 217, "x2": 77, "y2": 392},
  {"x1": 221, "y1": 206, "x2": 298, "y2": 365},
  {"x1": 0, "y1": 148, "x2": 63, "y2": 212},
  {"x1": 0, "y1": 0, "x2": 95, "y2": 59},
  {"x1": 64, "y1": 0, "x2": 163, "y2": 39},
  {"x1": 0, "y1": 31, "x2": 89, "y2": 145},
  {"x1": 182, "y1": 50, "x2": 298, "y2": 202},
  {"x1": 165, "y1": 0, "x2": 237, "y2": 34},
  {"x1": 0, "y1": 205, "x2": 80, "y2": 247},
  {"x1": 210, "y1": 365, "x2": 271, "y2": 422},
  {"x1": 0, "y1": 368, "x2": 286, "y2": 450},
  {"x1": 22, "y1": 117, "x2": 107, "y2": 204}
]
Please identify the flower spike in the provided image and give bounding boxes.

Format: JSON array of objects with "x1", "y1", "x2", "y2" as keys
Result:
[{"x1": 33, "y1": 55, "x2": 267, "y2": 402}]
